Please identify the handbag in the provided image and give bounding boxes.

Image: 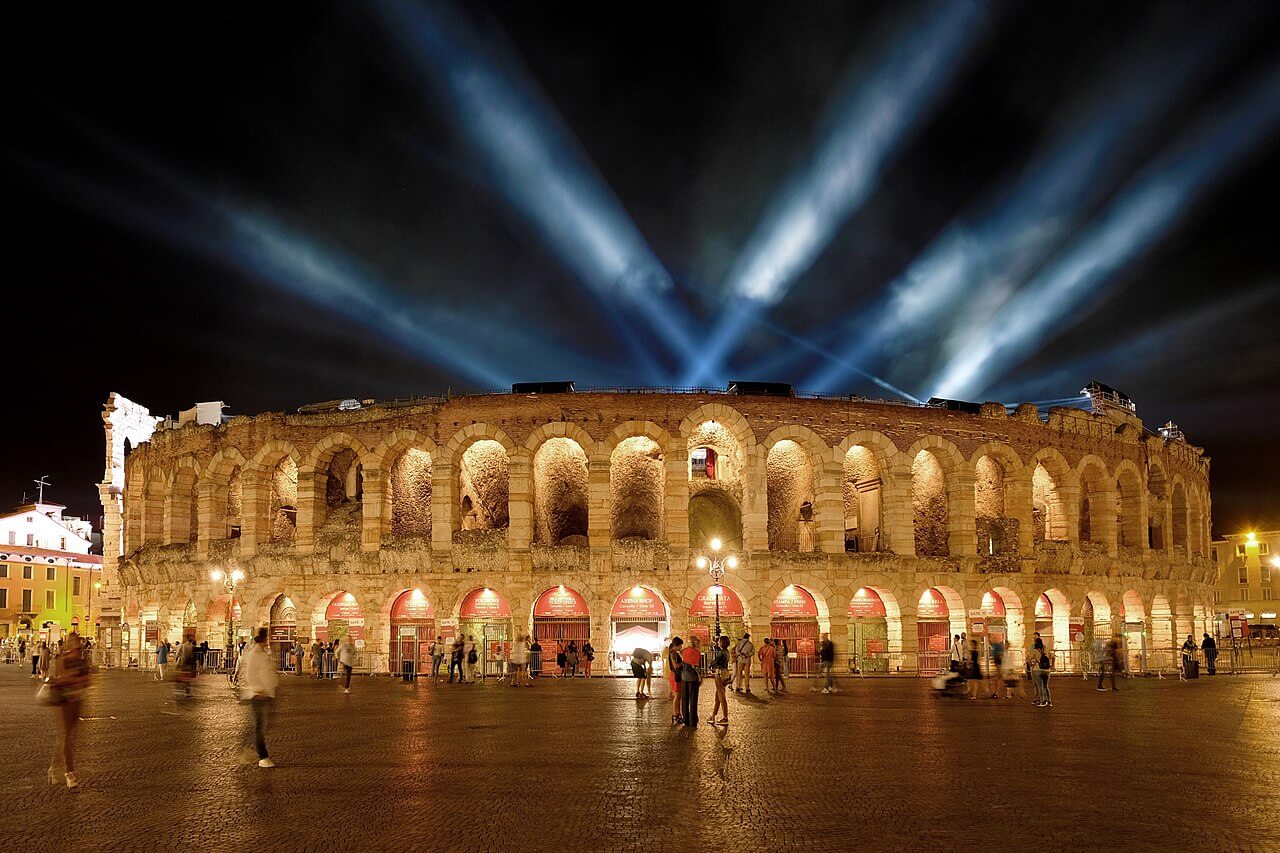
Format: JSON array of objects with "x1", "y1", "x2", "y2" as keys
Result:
[
  {"x1": 679, "y1": 661, "x2": 702, "y2": 683},
  {"x1": 35, "y1": 681, "x2": 63, "y2": 706}
]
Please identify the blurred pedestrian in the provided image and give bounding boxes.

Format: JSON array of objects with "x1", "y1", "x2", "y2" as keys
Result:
[
  {"x1": 310, "y1": 637, "x2": 324, "y2": 679},
  {"x1": 710, "y1": 635, "x2": 731, "y2": 725},
  {"x1": 667, "y1": 637, "x2": 685, "y2": 724},
  {"x1": 449, "y1": 636, "x2": 465, "y2": 683},
  {"x1": 988, "y1": 636, "x2": 1005, "y2": 698},
  {"x1": 817, "y1": 633, "x2": 837, "y2": 693},
  {"x1": 759, "y1": 638, "x2": 778, "y2": 693},
  {"x1": 235, "y1": 627, "x2": 279, "y2": 768},
  {"x1": 780, "y1": 639, "x2": 791, "y2": 679},
  {"x1": 734, "y1": 633, "x2": 755, "y2": 694},
  {"x1": 1201, "y1": 633, "x2": 1218, "y2": 675},
  {"x1": 337, "y1": 634, "x2": 356, "y2": 694},
  {"x1": 466, "y1": 636, "x2": 480, "y2": 682},
  {"x1": 582, "y1": 640, "x2": 595, "y2": 678},
  {"x1": 43, "y1": 632, "x2": 90, "y2": 788},
  {"x1": 680, "y1": 635, "x2": 704, "y2": 728},
  {"x1": 291, "y1": 640, "x2": 305, "y2": 675},
  {"x1": 31, "y1": 640, "x2": 44, "y2": 678},
  {"x1": 967, "y1": 639, "x2": 984, "y2": 699},
  {"x1": 529, "y1": 637, "x2": 543, "y2": 677},
  {"x1": 566, "y1": 641, "x2": 580, "y2": 677},
  {"x1": 197, "y1": 640, "x2": 209, "y2": 674},
  {"x1": 429, "y1": 636, "x2": 444, "y2": 683},
  {"x1": 555, "y1": 640, "x2": 567, "y2": 678},
  {"x1": 949, "y1": 634, "x2": 963, "y2": 674},
  {"x1": 155, "y1": 640, "x2": 170, "y2": 681},
  {"x1": 19, "y1": 637, "x2": 28, "y2": 665},
  {"x1": 774, "y1": 639, "x2": 787, "y2": 693},
  {"x1": 631, "y1": 646, "x2": 654, "y2": 698},
  {"x1": 1097, "y1": 637, "x2": 1120, "y2": 692},
  {"x1": 509, "y1": 635, "x2": 529, "y2": 687},
  {"x1": 175, "y1": 636, "x2": 197, "y2": 701}
]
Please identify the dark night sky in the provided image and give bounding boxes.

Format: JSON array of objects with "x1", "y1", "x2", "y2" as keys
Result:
[{"x1": 2, "y1": 2, "x2": 1277, "y2": 534}]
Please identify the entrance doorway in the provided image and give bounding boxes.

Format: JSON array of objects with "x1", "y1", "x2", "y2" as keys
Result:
[
  {"x1": 458, "y1": 588, "x2": 512, "y2": 678},
  {"x1": 770, "y1": 585, "x2": 820, "y2": 675},
  {"x1": 688, "y1": 584, "x2": 746, "y2": 655},
  {"x1": 390, "y1": 589, "x2": 435, "y2": 677},
  {"x1": 848, "y1": 588, "x2": 888, "y2": 673},
  {"x1": 532, "y1": 586, "x2": 590, "y2": 675},
  {"x1": 917, "y1": 588, "x2": 951, "y2": 675},
  {"x1": 268, "y1": 595, "x2": 297, "y2": 670},
  {"x1": 609, "y1": 587, "x2": 668, "y2": 675}
]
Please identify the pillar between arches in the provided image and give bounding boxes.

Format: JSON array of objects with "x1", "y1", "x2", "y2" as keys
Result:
[
  {"x1": 814, "y1": 458, "x2": 844, "y2": 555},
  {"x1": 196, "y1": 481, "x2": 218, "y2": 556},
  {"x1": 294, "y1": 471, "x2": 318, "y2": 552},
  {"x1": 508, "y1": 452, "x2": 533, "y2": 551},
  {"x1": 1006, "y1": 475, "x2": 1034, "y2": 556},
  {"x1": 361, "y1": 468, "x2": 385, "y2": 552},
  {"x1": 664, "y1": 449, "x2": 689, "y2": 553},
  {"x1": 587, "y1": 457, "x2": 611, "y2": 549},
  {"x1": 431, "y1": 460, "x2": 453, "y2": 552},
  {"x1": 742, "y1": 448, "x2": 767, "y2": 553},
  {"x1": 947, "y1": 470, "x2": 977, "y2": 557},
  {"x1": 882, "y1": 468, "x2": 914, "y2": 556}
]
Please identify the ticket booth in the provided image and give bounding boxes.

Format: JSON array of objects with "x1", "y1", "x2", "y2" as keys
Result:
[
  {"x1": 609, "y1": 587, "x2": 668, "y2": 675},
  {"x1": 532, "y1": 586, "x2": 590, "y2": 675},
  {"x1": 459, "y1": 588, "x2": 512, "y2": 678},
  {"x1": 269, "y1": 595, "x2": 297, "y2": 670},
  {"x1": 848, "y1": 588, "x2": 888, "y2": 673},
  {"x1": 389, "y1": 589, "x2": 435, "y2": 677},
  {"x1": 916, "y1": 588, "x2": 951, "y2": 675},
  {"x1": 770, "y1": 585, "x2": 820, "y2": 675},
  {"x1": 688, "y1": 584, "x2": 745, "y2": 651}
]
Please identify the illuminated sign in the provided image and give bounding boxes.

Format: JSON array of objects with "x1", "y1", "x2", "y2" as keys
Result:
[
  {"x1": 848, "y1": 588, "x2": 886, "y2": 618},
  {"x1": 917, "y1": 588, "x2": 948, "y2": 620},
  {"x1": 770, "y1": 585, "x2": 818, "y2": 619},
  {"x1": 391, "y1": 589, "x2": 436, "y2": 622},
  {"x1": 325, "y1": 593, "x2": 364, "y2": 623},
  {"x1": 610, "y1": 587, "x2": 667, "y2": 621},
  {"x1": 533, "y1": 586, "x2": 590, "y2": 619},
  {"x1": 689, "y1": 585, "x2": 744, "y2": 618},
  {"x1": 460, "y1": 588, "x2": 512, "y2": 620}
]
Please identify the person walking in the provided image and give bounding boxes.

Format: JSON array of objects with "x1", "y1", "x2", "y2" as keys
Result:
[
  {"x1": 667, "y1": 637, "x2": 685, "y2": 724},
  {"x1": 43, "y1": 632, "x2": 90, "y2": 788},
  {"x1": 555, "y1": 640, "x2": 567, "y2": 678},
  {"x1": 235, "y1": 627, "x2": 280, "y2": 768},
  {"x1": 509, "y1": 635, "x2": 529, "y2": 687},
  {"x1": 631, "y1": 646, "x2": 654, "y2": 698},
  {"x1": 734, "y1": 633, "x2": 755, "y2": 694},
  {"x1": 758, "y1": 638, "x2": 778, "y2": 693},
  {"x1": 1201, "y1": 633, "x2": 1218, "y2": 675},
  {"x1": 679, "y1": 635, "x2": 704, "y2": 728},
  {"x1": 1033, "y1": 641, "x2": 1052, "y2": 707},
  {"x1": 988, "y1": 637, "x2": 1005, "y2": 698},
  {"x1": 175, "y1": 636, "x2": 197, "y2": 701},
  {"x1": 566, "y1": 641, "x2": 580, "y2": 678},
  {"x1": 774, "y1": 639, "x2": 787, "y2": 693},
  {"x1": 31, "y1": 640, "x2": 43, "y2": 678},
  {"x1": 1097, "y1": 636, "x2": 1120, "y2": 691},
  {"x1": 967, "y1": 639, "x2": 985, "y2": 699},
  {"x1": 429, "y1": 636, "x2": 445, "y2": 683},
  {"x1": 449, "y1": 636, "x2": 465, "y2": 683},
  {"x1": 780, "y1": 639, "x2": 791, "y2": 679},
  {"x1": 710, "y1": 635, "x2": 731, "y2": 725},
  {"x1": 466, "y1": 636, "x2": 480, "y2": 682},
  {"x1": 337, "y1": 634, "x2": 357, "y2": 694},
  {"x1": 310, "y1": 638, "x2": 324, "y2": 679},
  {"x1": 949, "y1": 634, "x2": 963, "y2": 675},
  {"x1": 529, "y1": 637, "x2": 543, "y2": 677},
  {"x1": 155, "y1": 639, "x2": 170, "y2": 681},
  {"x1": 582, "y1": 641, "x2": 595, "y2": 678},
  {"x1": 816, "y1": 633, "x2": 837, "y2": 693}
]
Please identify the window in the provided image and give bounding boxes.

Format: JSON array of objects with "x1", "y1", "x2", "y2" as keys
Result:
[
  {"x1": 45, "y1": 590, "x2": 55, "y2": 610},
  {"x1": 1239, "y1": 566, "x2": 1249, "y2": 584},
  {"x1": 60, "y1": 537, "x2": 66, "y2": 550},
  {"x1": 1213, "y1": 590, "x2": 1221, "y2": 604},
  {"x1": 0, "y1": 564, "x2": 6, "y2": 578},
  {"x1": 25, "y1": 534, "x2": 33, "y2": 546},
  {"x1": 6, "y1": 531, "x2": 13, "y2": 545},
  {"x1": 25, "y1": 516, "x2": 32, "y2": 523},
  {"x1": 22, "y1": 566, "x2": 32, "y2": 580},
  {"x1": 1264, "y1": 563, "x2": 1273, "y2": 585},
  {"x1": 1212, "y1": 546, "x2": 1219, "y2": 562},
  {"x1": 0, "y1": 589, "x2": 6, "y2": 608},
  {"x1": 73, "y1": 576, "x2": 81, "y2": 596},
  {"x1": 1236, "y1": 544, "x2": 1247, "y2": 557},
  {"x1": 46, "y1": 566, "x2": 56, "y2": 581},
  {"x1": 1264, "y1": 588, "x2": 1274, "y2": 601},
  {"x1": 1261, "y1": 543, "x2": 1271, "y2": 556},
  {"x1": 21, "y1": 589, "x2": 32, "y2": 611}
]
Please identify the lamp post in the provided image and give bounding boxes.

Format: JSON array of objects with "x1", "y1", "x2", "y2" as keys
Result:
[
  {"x1": 210, "y1": 568, "x2": 245, "y2": 670},
  {"x1": 695, "y1": 537, "x2": 738, "y2": 642}
]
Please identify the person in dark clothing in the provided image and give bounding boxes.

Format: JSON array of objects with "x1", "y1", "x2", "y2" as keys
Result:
[
  {"x1": 1201, "y1": 633, "x2": 1218, "y2": 675},
  {"x1": 1097, "y1": 637, "x2": 1121, "y2": 691},
  {"x1": 449, "y1": 637, "x2": 465, "y2": 683}
]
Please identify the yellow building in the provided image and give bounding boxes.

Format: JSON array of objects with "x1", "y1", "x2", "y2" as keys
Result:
[
  {"x1": 0, "y1": 544, "x2": 102, "y2": 643},
  {"x1": 1212, "y1": 530, "x2": 1280, "y2": 626}
]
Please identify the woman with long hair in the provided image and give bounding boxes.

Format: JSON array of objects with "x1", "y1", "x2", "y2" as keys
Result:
[
  {"x1": 710, "y1": 634, "x2": 731, "y2": 727},
  {"x1": 667, "y1": 637, "x2": 685, "y2": 724},
  {"x1": 44, "y1": 632, "x2": 90, "y2": 788}
]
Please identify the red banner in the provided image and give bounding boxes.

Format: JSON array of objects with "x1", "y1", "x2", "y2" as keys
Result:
[
  {"x1": 689, "y1": 585, "x2": 744, "y2": 618},
  {"x1": 391, "y1": 589, "x2": 436, "y2": 622},
  {"x1": 771, "y1": 585, "x2": 818, "y2": 619},
  {"x1": 533, "y1": 586, "x2": 590, "y2": 619},
  {"x1": 917, "y1": 588, "x2": 949, "y2": 620},
  {"x1": 848, "y1": 588, "x2": 886, "y2": 618},
  {"x1": 979, "y1": 591, "x2": 1006, "y2": 617},
  {"x1": 326, "y1": 592, "x2": 364, "y2": 622},
  {"x1": 460, "y1": 588, "x2": 511, "y2": 619},
  {"x1": 610, "y1": 587, "x2": 667, "y2": 620}
]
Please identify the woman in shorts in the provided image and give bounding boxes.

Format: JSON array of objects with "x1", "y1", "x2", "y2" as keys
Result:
[
  {"x1": 667, "y1": 637, "x2": 685, "y2": 724},
  {"x1": 710, "y1": 635, "x2": 731, "y2": 726}
]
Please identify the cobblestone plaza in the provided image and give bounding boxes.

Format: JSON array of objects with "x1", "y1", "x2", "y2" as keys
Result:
[{"x1": 4, "y1": 666, "x2": 1278, "y2": 851}]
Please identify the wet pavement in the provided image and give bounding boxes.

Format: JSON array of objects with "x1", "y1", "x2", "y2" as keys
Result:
[{"x1": 2, "y1": 664, "x2": 1278, "y2": 852}]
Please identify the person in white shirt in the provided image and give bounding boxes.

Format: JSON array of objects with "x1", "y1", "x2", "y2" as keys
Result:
[
  {"x1": 509, "y1": 635, "x2": 531, "y2": 687},
  {"x1": 430, "y1": 636, "x2": 445, "y2": 683},
  {"x1": 337, "y1": 636, "x2": 357, "y2": 694},
  {"x1": 234, "y1": 627, "x2": 280, "y2": 768}
]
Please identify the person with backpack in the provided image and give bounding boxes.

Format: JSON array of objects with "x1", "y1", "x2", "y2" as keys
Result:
[
  {"x1": 449, "y1": 636, "x2": 465, "y2": 683},
  {"x1": 466, "y1": 636, "x2": 480, "y2": 682},
  {"x1": 1032, "y1": 635, "x2": 1052, "y2": 707},
  {"x1": 679, "y1": 635, "x2": 704, "y2": 728},
  {"x1": 733, "y1": 633, "x2": 755, "y2": 694}
]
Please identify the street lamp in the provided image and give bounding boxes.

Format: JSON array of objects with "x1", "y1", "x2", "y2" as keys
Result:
[
  {"x1": 695, "y1": 538, "x2": 738, "y2": 641},
  {"x1": 210, "y1": 568, "x2": 245, "y2": 670}
]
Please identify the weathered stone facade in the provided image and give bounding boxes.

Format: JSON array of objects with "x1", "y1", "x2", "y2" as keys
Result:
[{"x1": 98, "y1": 389, "x2": 1215, "y2": 672}]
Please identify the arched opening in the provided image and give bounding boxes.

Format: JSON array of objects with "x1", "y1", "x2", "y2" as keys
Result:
[
  {"x1": 181, "y1": 601, "x2": 197, "y2": 642},
  {"x1": 609, "y1": 586, "x2": 669, "y2": 675},
  {"x1": 770, "y1": 585, "x2": 820, "y2": 675},
  {"x1": 1035, "y1": 592, "x2": 1055, "y2": 654},
  {"x1": 268, "y1": 594, "x2": 297, "y2": 670},
  {"x1": 1122, "y1": 589, "x2": 1146, "y2": 672},
  {"x1": 170, "y1": 466, "x2": 199, "y2": 544},
  {"x1": 1171, "y1": 482, "x2": 1188, "y2": 550},
  {"x1": 389, "y1": 589, "x2": 435, "y2": 677},
  {"x1": 767, "y1": 440, "x2": 816, "y2": 552},
  {"x1": 976, "y1": 588, "x2": 1024, "y2": 651},
  {"x1": 1148, "y1": 463, "x2": 1168, "y2": 550},
  {"x1": 1078, "y1": 462, "x2": 1109, "y2": 546},
  {"x1": 688, "y1": 489, "x2": 742, "y2": 552},
  {"x1": 269, "y1": 458, "x2": 298, "y2": 544},
  {"x1": 532, "y1": 586, "x2": 590, "y2": 674},
  {"x1": 911, "y1": 450, "x2": 948, "y2": 557},
  {"x1": 533, "y1": 438, "x2": 589, "y2": 546},
  {"x1": 318, "y1": 448, "x2": 363, "y2": 531},
  {"x1": 610, "y1": 437, "x2": 664, "y2": 541},
  {"x1": 205, "y1": 594, "x2": 243, "y2": 665},
  {"x1": 314, "y1": 591, "x2": 365, "y2": 647},
  {"x1": 458, "y1": 588, "x2": 512, "y2": 678},
  {"x1": 843, "y1": 446, "x2": 883, "y2": 552},
  {"x1": 848, "y1": 588, "x2": 890, "y2": 672},
  {"x1": 143, "y1": 474, "x2": 165, "y2": 545},
  {"x1": 458, "y1": 440, "x2": 509, "y2": 532},
  {"x1": 688, "y1": 420, "x2": 742, "y2": 484},
  {"x1": 974, "y1": 455, "x2": 1018, "y2": 555},
  {"x1": 916, "y1": 587, "x2": 958, "y2": 674},
  {"x1": 1031, "y1": 462, "x2": 1067, "y2": 543},
  {"x1": 389, "y1": 449, "x2": 432, "y2": 537},
  {"x1": 688, "y1": 584, "x2": 746, "y2": 650},
  {"x1": 1115, "y1": 468, "x2": 1142, "y2": 548}
]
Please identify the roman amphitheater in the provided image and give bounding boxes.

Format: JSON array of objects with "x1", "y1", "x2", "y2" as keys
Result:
[{"x1": 96, "y1": 385, "x2": 1215, "y2": 676}]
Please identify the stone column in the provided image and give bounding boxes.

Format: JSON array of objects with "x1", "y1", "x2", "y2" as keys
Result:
[
  {"x1": 195, "y1": 481, "x2": 218, "y2": 557},
  {"x1": 1007, "y1": 471, "x2": 1035, "y2": 556},
  {"x1": 361, "y1": 468, "x2": 385, "y2": 552},
  {"x1": 947, "y1": 469, "x2": 977, "y2": 557},
  {"x1": 431, "y1": 459, "x2": 454, "y2": 553},
  {"x1": 742, "y1": 447, "x2": 768, "y2": 553},
  {"x1": 1095, "y1": 486, "x2": 1119, "y2": 557},
  {"x1": 239, "y1": 474, "x2": 266, "y2": 556},
  {"x1": 664, "y1": 448, "x2": 689, "y2": 555},
  {"x1": 881, "y1": 464, "x2": 915, "y2": 556},
  {"x1": 1058, "y1": 478, "x2": 1082, "y2": 548},
  {"x1": 814, "y1": 456, "x2": 845, "y2": 555},
  {"x1": 587, "y1": 454, "x2": 611, "y2": 549},
  {"x1": 508, "y1": 450, "x2": 534, "y2": 551},
  {"x1": 294, "y1": 467, "x2": 319, "y2": 553},
  {"x1": 899, "y1": 612, "x2": 920, "y2": 674}
]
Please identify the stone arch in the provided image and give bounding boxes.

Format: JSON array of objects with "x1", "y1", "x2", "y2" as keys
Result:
[
  {"x1": 983, "y1": 584, "x2": 1027, "y2": 649},
  {"x1": 1121, "y1": 588, "x2": 1146, "y2": 622},
  {"x1": 904, "y1": 437, "x2": 962, "y2": 557},
  {"x1": 201, "y1": 447, "x2": 246, "y2": 541},
  {"x1": 1029, "y1": 448, "x2": 1072, "y2": 543},
  {"x1": 847, "y1": 579, "x2": 904, "y2": 665},
  {"x1": 1114, "y1": 460, "x2": 1144, "y2": 549},
  {"x1": 762, "y1": 574, "x2": 834, "y2": 628},
  {"x1": 677, "y1": 403, "x2": 757, "y2": 456},
  {"x1": 443, "y1": 424, "x2": 516, "y2": 535},
  {"x1": 1170, "y1": 478, "x2": 1189, "y2": 551},
  {"x1": 610, "y1": 435, "x2": 665, "y2": 541},
  {"x1": 606, "y1": 420, "x2": 677, "y2": 456},
  {"x1": 531, "y1": 434, "x2": 590, "y2": 545},
  {"x1": 1038, "y1": 587, "x2": 1072, "y2": 654},
  {"x1": 303, "y1": 433, "x2": 371, "y2": 531},
  {"x1": 1081, "y1": 589, "x2": 1113, "y2": 626},
  {"x1": 1150, "y1": 592, "x2": 1176, "y2": 655},
  {"x1": 838, "y1": 431, "x2": 898, "y2": 555},
  {"x1": 143, "y1": 467, "x2": 166, "y2": 545},
  {"x1": 970, "y1": 442, "x2": 1024, "y2": 556},
  {"x1": 246, "y1": 440, "x2": 301, "y2": 545},
  {"x1": 374, "y1": 431, "x2": 437, "y2": 538},
  {"x1": 1147, "y1": 458, "x2": 1170, "y2": 550},
  {"x1": 167, "y1": 456, "x2": 202, "y2": 544},
  {"x1": 1076, "y1": 455, "x2": 1111, "y2": 546},
  {"x1": 763, "y1": 426, "x2": 827, "y2": 552},
  {"x1": 688, "y1": 487, "x2": 743, "y2": 552}
]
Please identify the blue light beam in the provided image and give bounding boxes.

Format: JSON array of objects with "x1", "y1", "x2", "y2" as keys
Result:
[
  {"x1": 927, "y1": 62, "x2": 1280, "y2": 400},
  {"x1": 681, "y1": 0, "x2": 993, "y2": 386}
]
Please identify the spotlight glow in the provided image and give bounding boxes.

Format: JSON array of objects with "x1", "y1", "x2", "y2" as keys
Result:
[{"x1": 929, "y1": 63, "x2": 1280, "y2": 399}]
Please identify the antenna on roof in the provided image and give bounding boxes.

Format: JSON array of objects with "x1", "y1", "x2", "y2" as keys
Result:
[{"x1": 33, "y1": 476, "x2": 50, "y2": 504}]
